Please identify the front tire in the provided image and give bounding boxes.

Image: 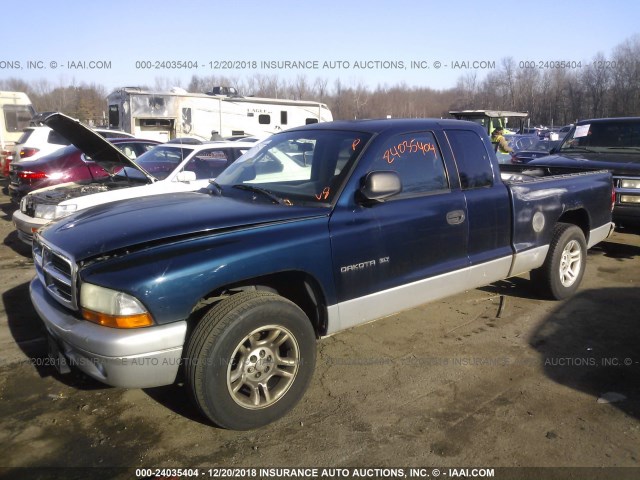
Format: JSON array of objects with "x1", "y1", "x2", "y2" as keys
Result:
[
  {"x1": 531, "y1": 223, "x2": 587, "y2": 300},
  {"x1": 185, "y1": 291, "x2": 316, "y2": 430}
]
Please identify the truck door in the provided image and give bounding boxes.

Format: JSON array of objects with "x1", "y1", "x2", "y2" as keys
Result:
[
  {"x1": 444, "y1": 128, "x2": 512, "y2": 267},
  {"x1": 328, "y1": 131, "x2": 469, "y2": 330}
]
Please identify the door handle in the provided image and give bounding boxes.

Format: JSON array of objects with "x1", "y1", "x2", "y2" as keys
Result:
[{"x1": 446, "y1": 210, "x2": 466, "y2": 225}]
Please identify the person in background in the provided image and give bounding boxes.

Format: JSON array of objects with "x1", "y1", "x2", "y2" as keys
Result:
[
  {"x1": 210, "y1": 130, "x2": 223, "y2": 141},
  {"x1": 491, "y1": 127, "x2": 514, "y2": 154}
]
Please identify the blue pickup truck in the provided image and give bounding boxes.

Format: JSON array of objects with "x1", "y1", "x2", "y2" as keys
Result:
[
  {"x1": 527, "y1": 117, "x2": 640, "y2": 226},
  {"x1": 30, "y1": 119, "x2": 614, "y2": 430}
]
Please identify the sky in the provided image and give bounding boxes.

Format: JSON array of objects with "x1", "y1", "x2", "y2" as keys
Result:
[{"x1": 2, "y1": 0, "x2": 639, "y2": 94}]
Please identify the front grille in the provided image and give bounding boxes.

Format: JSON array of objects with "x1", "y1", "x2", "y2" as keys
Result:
[{"x1": 33, "y1": 236, "x2": 77, "y2": 310}]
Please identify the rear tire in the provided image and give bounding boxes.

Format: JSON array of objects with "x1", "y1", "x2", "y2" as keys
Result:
[
  {"x1": 531, "y1": 223, "x2": 587, "y2": 300},
  {"x1": 185, "y1": 291, "x2": 316, "y2": 430}
]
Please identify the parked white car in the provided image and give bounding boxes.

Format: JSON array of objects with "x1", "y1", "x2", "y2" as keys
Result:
[
  {"x1": 13, "y1": 113, "x2": 256, "y2": 244},
  {"x1": 14, "y1": 125, "x2": 135, "y2": 163},
  {"x1": 13, "y1": 125, "x2": 71, "y2": 161}
]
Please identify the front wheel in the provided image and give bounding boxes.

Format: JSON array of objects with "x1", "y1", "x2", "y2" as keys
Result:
[
  {"x1": 531, "y1": 223, "x2": 587, "y2": 300},
  {"x1": 185, "y1": 291, "x2": 316, "y2": 430}
]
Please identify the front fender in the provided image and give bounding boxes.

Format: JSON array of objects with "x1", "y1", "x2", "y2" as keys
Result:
[{"x1": 79, "y1": 217, "x2": 335, "y2": 325}]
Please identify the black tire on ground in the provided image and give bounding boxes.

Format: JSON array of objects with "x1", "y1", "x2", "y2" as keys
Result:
[
  {"x1": 184, "y1": 290, "x2": 316, "y2": 430},
  {"x1": 530, "y1": 223, "x2": 587, "y2": 300}
]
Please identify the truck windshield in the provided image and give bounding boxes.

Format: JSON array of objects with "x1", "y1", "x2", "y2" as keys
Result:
[
  {"x1": 560, "y1": 121, "x2": 640, "y2": 156},
  {"x1": 215, "y1": 130, "x2": 371, "y2": 206}
]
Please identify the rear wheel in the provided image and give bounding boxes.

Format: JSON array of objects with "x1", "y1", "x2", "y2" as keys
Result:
[
  {"x1": 185, "y1": 291, "x2": 316, "y2": 430},
  {"x1": 531, "y1": 223, "x2": 587, "y2": 300}
]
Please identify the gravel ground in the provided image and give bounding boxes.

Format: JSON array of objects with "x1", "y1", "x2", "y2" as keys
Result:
[{"x1": 0, "y1": 190, "x2": 638, "y2": 480}]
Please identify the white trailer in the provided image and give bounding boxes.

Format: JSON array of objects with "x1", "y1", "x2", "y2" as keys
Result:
[
  {"x1": 0, "y1": 91, "x2": 36, "y2": 176},
  {"x1": 107, "y1": 87, "x2": 333, "y2": 142}
]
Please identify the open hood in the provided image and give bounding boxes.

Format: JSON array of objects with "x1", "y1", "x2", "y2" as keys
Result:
[{"x1": 43, "y1": 112, "x2": 156, "y2": 181}]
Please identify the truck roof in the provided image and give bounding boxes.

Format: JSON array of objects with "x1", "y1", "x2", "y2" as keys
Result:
[
  {"x1": 575, "y1": 116, "x2": 640, "y2": 125},
  {"x1": 286, "y1": 118, "x2": 486, "y2": 135},
  {"x1": 449, "y1": 110, "x2": 529, "y2": 118}
]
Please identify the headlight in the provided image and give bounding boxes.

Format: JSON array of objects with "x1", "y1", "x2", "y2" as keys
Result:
[
  {"x1": 80, "y1": 283, "x2": 154, "y2": 328},
  {"x1": 34, "y1": 204, "x2": 77, "y2": 220},
  {"x1": 33, "y1": 204, "x2": 56, "y2": 220},
  {"x1": 620, "y1": 195, "x2": 640, "y2": 204},
  {"x1": 621, "y1": 179, "x2": 640, "y2": 189}
]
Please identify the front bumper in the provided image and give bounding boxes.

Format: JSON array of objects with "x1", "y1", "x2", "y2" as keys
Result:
[
  {"x1": 613, "y1": 204, "x2": 640, "y2": 227},
  {"x1": 7, "y1": 182, "x2": 28, "y2": 204},
  {"x1": 12, "y1": 209, "x2": 47, "y2": 245},
  {"x1": 30, "y1": 278, "x2": 187, "y2": 388}
]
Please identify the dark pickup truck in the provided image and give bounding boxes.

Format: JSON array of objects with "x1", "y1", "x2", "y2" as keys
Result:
[
  {"x1": 527, "y1": 117, "x2": 640, "y2": 226},
  {"x1": 30, "y1": 119, "x2": 614, "y2": 430}
]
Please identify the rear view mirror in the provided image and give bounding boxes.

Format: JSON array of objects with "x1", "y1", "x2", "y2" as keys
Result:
[
  {"x1": 359, "y1": 171, "x2": 402, "y2": 203},
  {"x1": 176, "y1": 170, "x2": 197, "y2": 182}
]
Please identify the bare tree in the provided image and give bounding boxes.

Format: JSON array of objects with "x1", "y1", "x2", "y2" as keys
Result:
[
  {"x1": 154, "y1": 77, "x2": 184, "y2": 91},
  {"x1": 292, "y1": 75, "x2": 310, "y2": 100},
  {"x1": 610, "y1": 35, "x2": 640, "y2": 116},
  {"x1": 313, "y1": 77, "x2": 329, "y2": 102},
  {"x1": 582, "y1": 52, "x2": 610, "y2": 118},
  {"x1": 500, "y1": 57, "x2": 517, "y2": 108}
]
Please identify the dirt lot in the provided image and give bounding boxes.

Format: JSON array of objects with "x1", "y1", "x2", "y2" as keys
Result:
[{"x1": 0, "y1": 190, "x2": 639, "y2": 480}]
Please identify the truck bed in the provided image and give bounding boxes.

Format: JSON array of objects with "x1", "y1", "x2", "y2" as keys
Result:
[
  {"x1": 500, "y1": 163, "x2": 610, "y2": 183},
  {"x1": 500, "y1": 164, "x2": 613, "y2": 257}
]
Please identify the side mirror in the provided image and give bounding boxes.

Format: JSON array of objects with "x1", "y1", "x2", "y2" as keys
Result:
[
  {"x1": 359, "y1": 171, "x2": 402, "y2": 203},
  {"x1": 176, "y1": 170, "x2": 197, "y2": 182}
]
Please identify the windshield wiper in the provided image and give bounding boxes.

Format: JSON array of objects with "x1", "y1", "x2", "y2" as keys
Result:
[
  {"x1": 209, "y1": 180, "x2": 223, "y2": 195},
  {"x1": 603, "y1": 147, "x2": 640, "y2": 152},
  {"x1": 560, "y1": 146, "x2": 599, "y2": 154},
  {"x1": 232, "y1": 184, "x2": 285, "y2": 205}
]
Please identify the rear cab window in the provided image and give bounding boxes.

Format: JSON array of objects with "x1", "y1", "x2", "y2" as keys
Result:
[{"x1": 444, "y1": 129, "x2": 495, "y2": 189}]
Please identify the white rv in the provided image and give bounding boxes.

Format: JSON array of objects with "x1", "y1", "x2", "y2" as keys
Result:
[
  {"x1": 107, "y1": 87, "x2": 333, "y2": 142},
  {"x1": 0, "y1": 91, "x2": 36, "y2": 176}
]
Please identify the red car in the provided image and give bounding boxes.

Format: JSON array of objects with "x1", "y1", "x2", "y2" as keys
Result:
[{"x1": 8, "y1": 138, "x2": 159, "y2": 204}]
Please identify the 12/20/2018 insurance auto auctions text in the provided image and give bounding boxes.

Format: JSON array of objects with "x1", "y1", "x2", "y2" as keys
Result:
[{"x1": 134, "y1": 467, "x2": 496, "y2": 478}]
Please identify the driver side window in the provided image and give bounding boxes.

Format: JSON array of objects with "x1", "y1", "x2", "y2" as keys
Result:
[{"x1": 369, "y1": 132, "x2": 448, "y2": 197}]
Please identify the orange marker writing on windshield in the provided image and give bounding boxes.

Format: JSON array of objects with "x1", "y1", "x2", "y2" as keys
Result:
[{"x1": 315, "y1": 187, "x2": 330, "y2": 201}]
